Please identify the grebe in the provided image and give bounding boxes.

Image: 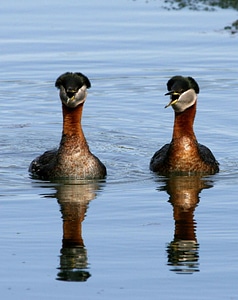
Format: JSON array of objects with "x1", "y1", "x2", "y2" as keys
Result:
[
  {"x1": 29, "y1": 72, "x2": 106, "y2": 180},
  {"x1": 150, "y1": 75, "x2": 219, "y2": 175}
]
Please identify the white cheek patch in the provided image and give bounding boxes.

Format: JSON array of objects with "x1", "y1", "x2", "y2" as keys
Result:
[
  {"x1": 61, "y1": 85, "x2": 88, "y2": 108},
  {"x1": 173, "y1": 89, "x2": 197, "y2": 113},
  {"x1": 75, "y1": 85, "x2": 87, "y2": 101}
]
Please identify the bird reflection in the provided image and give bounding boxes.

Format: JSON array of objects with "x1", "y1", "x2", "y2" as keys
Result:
[
  {"x1": 159, "y1": 175, "x2": 213, "y2": 274},
  {"x1": 53, "y1": 181, "x2": 101, "y2": 281}
]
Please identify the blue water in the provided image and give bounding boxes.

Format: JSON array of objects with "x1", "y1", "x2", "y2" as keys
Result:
[{"x1": 1, "y1": 0, "x2": 238, "y2": 299}]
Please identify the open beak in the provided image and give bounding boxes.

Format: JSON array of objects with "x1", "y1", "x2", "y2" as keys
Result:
[
  {"x1": 66, "y1": 97, "x2": 75, "y2": 104},
  {"x1": 66, "y1": 89, "x2": 77, "y2": 103},
  {"x1": 164, "y1": 91, "x2": 180, "y2": 108}
]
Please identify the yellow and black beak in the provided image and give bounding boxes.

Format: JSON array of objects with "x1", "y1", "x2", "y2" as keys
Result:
[
  {"x1": 66, "y1": 89, "x2": 77, "y2": 104},
  {"x1": 164, "y1": 91, "x2": 180, "y2": 108}
]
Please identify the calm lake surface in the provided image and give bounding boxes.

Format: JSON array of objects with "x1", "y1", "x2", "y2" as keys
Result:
[{"x1": 0, "y1": 0, "x2": 238, "y2": 299}]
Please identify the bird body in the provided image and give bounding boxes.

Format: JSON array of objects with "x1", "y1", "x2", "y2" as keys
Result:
[
  {"x1": 29, "y1": 72, "x2": 106, "y2": 180},
  {"x1": 150, "y1": 76, "x2": 219, "y2": 175}
]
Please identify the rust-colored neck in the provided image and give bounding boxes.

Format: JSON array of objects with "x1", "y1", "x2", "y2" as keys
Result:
[
  {"x1": 62, "y1": 103, "x2": 84, "y2": 135},
  {"x1": 61, "y1": 103, "x2": 89, "y2": 150},
  {"x1": 172, "y1": 103, "x2": 197, "y2": 141}
]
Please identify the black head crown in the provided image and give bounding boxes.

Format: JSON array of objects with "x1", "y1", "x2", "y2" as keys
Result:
[
  {"x1": 55, "y1": 72, "x2": 91, "y2": 93},
  {"x1": 167, "y1": 76, "x2": 199, "y2": 95}
]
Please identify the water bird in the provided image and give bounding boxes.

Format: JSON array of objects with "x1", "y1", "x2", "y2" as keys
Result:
[
  {"x1": 150, "y1": 75, "x2": 219, "y2": 175},
  {"x1": 29, "y1": 72, "x2": 106, "y2": 180}
]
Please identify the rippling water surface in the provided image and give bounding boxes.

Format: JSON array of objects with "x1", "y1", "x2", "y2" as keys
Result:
[{"x1": 1, "y1": 0, "x2": 238, "y2": 299}]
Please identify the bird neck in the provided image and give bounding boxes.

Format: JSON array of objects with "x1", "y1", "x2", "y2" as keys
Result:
[
  {"x1": 172, "y1": 103, "x2": 197, "y2": 141},
  {"x1": 62, "y1": 103, "x2": 84, "y2": 134},
  {"x1": 61, "y1": 103, "x2": 89, "y2": 149}
]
